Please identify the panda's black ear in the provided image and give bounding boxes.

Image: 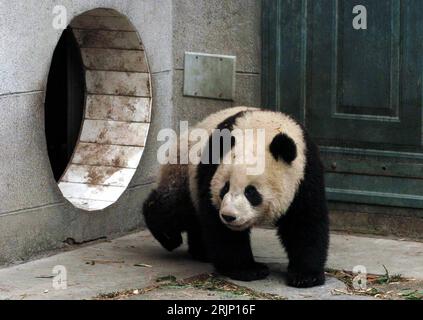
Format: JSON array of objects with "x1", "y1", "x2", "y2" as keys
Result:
[{"x1": 269, "y1": 133, "x2": 297, "y2": 164}]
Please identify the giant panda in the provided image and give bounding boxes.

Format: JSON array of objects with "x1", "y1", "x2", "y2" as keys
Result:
[{"x1": 142, "y1": 106, "x2": 329, "y2": 288}]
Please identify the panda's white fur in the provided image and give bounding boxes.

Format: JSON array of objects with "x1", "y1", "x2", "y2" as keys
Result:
[{"x1": 187, "y1": 107, "x2": 306, "y2": 229}]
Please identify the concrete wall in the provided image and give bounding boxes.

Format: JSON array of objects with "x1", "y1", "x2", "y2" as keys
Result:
[
  {"x1": 0, "y1": 0, "x2": 261, "y2": 265},
  {"x1": 171, "y1": 0, "x2": 261, "y2": 126}
]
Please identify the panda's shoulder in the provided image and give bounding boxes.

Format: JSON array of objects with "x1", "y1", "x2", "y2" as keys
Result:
[{"x1": 234, "y1": 109, "x2": 306, "y2": 150}]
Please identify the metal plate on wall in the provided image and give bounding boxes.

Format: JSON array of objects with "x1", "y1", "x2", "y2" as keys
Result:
[{"x1": 183, "y1": 52, "x2": 236, "y2": 100}]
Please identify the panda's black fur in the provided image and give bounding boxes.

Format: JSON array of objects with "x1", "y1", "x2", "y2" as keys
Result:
[
  {"x1": 142, "y1": 164, "x2": 207, "y2": 261},
  {"x1": 142, "y1": 108, "x2": 329, "y2": 288},
  {"x1": 277, "y1": 130, "x2": 329, "y2": 287}
]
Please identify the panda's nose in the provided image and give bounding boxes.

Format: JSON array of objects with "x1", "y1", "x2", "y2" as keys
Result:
[{"x1": 221, "y1": 214, "x2": 236, "y2": 223}]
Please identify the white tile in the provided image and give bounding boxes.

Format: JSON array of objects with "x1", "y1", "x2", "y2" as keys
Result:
[
  {"x1": 71, "y1": 143, "x2": 144, "y2": 168},
  {"x1": 73, "y1": 30, "x2": 143, "y2": 50},
  {"x1": 81, "y1": 48, "x2": 148, "y2": 72},
  {"x1": 79, "y1": 120, "x2": 150, "y2": 146},
  {"x1": 85, "y1": 95, "x2": 151, "y2": 122},
  {"x1": 58, "y1": 182, "x2": 125, "y2": 202},
  {"x1": 86, "y1": 70, "x2": 151, "y2": 97},
  {"x1": 61, "y1": 165, "x2": 136, "y2": 187}
]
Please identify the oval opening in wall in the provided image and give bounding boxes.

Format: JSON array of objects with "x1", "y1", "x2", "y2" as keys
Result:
[{"x1": 44, "y1": 8, "x2": 152, "y2": 211}]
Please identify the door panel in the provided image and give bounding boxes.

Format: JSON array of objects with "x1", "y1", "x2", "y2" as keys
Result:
[
  {"x1": 262, "y1": 0, "x2": 423, "y2": 208},
  {"x1": 338, "y1": 0, "x2": 399, "y2": 117},
  {"x1": 309, "y1": 0, "x2": 422, "y2": 147}
]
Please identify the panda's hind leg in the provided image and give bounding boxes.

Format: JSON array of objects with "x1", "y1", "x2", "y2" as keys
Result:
[
  {"x1": 143, "y1": 186, "x2": 209, "y2": 261},
  {"x1": 142, "y1": 188, "x2": 183, "y2": 251},
  {"x1": 142, "y1": 163, "x2": 209, "y2": 260},
  {"x1": 142, "y1": 163, "x2": 196, "y2": 251},
  {"x1": 143, "y1": 186, "x2": 210, "y2": 261}
]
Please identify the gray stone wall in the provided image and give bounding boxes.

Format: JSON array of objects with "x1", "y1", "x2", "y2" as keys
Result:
[{"x1": 0, "y1": 0, "x2": 261, "y2": 265}]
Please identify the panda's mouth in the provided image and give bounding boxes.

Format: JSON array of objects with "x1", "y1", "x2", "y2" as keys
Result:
[
  {"x1": 221, "y1": 219, "x2": 255, "y2": 231},
  {"x1": 218, "y1": 197, "x2": 257, "y2": 231},
  {"x1": 226, "y1": 224, "x2": 250, "y2": 231}
]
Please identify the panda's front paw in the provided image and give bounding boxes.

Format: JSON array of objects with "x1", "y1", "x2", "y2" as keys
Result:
[
  {"x1": 218, "y1": 262, "x2": 270, "y2": 282},
  {"x1": 154, "y1": 231, "x2": 183, "y2": 252},
  {"x1": 286, "y1": 270, "x2": 325, "y2": 288}
]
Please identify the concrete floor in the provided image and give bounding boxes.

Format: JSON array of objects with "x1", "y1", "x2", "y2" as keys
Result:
[{"x1": 0, "y1": 229, "x2": 422, "y2": 300}]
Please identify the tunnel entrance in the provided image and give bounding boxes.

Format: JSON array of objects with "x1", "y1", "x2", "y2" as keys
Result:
[
  {"x1": 45, "y1": 27, "x2": 85, "y2": 181},
  {"x1": 44, "y1": 8, "x2": 152, "y2": 211}
]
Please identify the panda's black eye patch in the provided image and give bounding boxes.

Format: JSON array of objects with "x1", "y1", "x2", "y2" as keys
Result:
[
  {"x1": 220, "y1": 182, "x2": 230, "y2": 199},
  {"x1": 244, "y1": 185, "x2": 262, "y2": 206}
]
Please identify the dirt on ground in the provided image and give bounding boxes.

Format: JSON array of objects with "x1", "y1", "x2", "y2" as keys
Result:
[{"x1": 327, "y1": 268, "x2": 423, "y2": 300}]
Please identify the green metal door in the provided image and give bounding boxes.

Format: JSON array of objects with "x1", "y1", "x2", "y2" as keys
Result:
[{"x1": 262, "y1": 0, "x2": 423, "y2": 208}]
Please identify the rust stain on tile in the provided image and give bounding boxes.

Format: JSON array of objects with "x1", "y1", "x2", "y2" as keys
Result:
[{"x1": 86, "y1": 166, "x2": 120, "y2": 185}]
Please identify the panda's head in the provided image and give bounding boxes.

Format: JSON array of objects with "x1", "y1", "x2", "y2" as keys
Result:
[{"x1": 209, "y1": 111, "x2": 306, "y2": 231}]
